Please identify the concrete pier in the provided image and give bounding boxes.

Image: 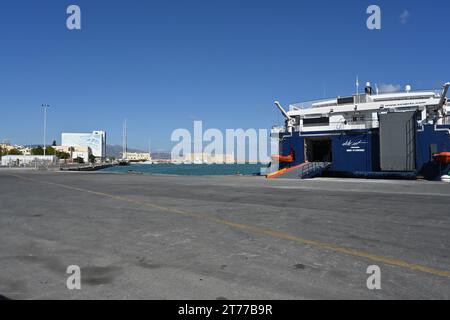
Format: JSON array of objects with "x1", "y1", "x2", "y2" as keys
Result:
[{"x1": 1, "y1": 171, "x2": 449, "y2": 299}]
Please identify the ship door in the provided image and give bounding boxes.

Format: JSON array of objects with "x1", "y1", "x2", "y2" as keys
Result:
[
  {"x1": 305, "y1": 137, "x2": 333, "y2": 162},
  {"x1": 379, "y1": 111, "x2": 416, "y2": 171}
]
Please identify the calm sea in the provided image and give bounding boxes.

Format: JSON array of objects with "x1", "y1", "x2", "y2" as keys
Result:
[{"x1": 100, "y1": 163, "x2": 267, "y2": 176}]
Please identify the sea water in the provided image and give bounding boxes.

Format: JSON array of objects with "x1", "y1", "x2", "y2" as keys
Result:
[{"x1": 100, "y1": 163, "x2": 266, "y2": 176}]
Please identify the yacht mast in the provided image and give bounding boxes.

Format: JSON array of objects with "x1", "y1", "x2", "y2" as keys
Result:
[{"x1": 122, "y1": 119, "x2": 128, "y2": 159}]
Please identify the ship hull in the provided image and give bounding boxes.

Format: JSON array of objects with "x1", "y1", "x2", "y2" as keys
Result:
[{"x1": 277, "y1": 123, "x2": 450, "y2": 180}]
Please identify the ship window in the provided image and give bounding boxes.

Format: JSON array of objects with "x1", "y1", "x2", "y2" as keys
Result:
[
  {"x1": 352, "y1": 116, "x2": 365, "y2": 123},
  {"x1": 303, "y1": 117, "x2": 330, "y2": 126},
  {"x1": 416, "y1": 111, "x2": 422, "y2": 121},
  {"x1": 337, "y1": 96, "x2": 354, "y2": 105}
]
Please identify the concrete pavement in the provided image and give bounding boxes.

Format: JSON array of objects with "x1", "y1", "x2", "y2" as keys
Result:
[{"x1": 0, "y1": 170, "x2": 449, "y2": 299}]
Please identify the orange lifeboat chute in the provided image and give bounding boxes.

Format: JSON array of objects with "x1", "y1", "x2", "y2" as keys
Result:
[
  {"x1": 433, "y1": 152, "x2": 450, "y2": 164},
  {"x1": 271, "y1": 151, "x2": 294, "y2": 163}
]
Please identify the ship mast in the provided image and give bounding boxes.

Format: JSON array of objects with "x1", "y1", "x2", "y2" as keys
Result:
[{"x1": 122, "y1": 119, "x2": 128, "y2": 159}]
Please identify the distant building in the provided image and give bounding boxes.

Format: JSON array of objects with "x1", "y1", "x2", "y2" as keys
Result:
[
  {"x1": 61, "y1": 131, "x2": 106, "y2": 159},
  {"x1": 0, "y1": 143, "x2": 31, "y2": 156},
  {"x1": 182, "y1": 153, "x2": 235, "y2": 164},
  {"x1": 124, "y1": 152, "x2": 152, "y2": 162},
  {"x1": 54, "y1": 146, "x2": 92, "y2": 163},
  {"x1": 18, "y1": 146, "x2": 32, "y2": 155},
  {"x1": 0, "y1": 143, "x2": 14, "y2": 153}
]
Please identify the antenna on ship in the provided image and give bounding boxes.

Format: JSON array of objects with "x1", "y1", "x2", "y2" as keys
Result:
[
  {"x1": 355, "y1": 76, "x2": 360, "y2": 96},
  {"x1": 365, "y1": 82, "x2": 373, "y2": 95}
]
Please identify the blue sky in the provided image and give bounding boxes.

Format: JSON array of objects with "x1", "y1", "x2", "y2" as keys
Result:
[{"x1": 0, "y1": 0, "x2": 449, "y2": 151}]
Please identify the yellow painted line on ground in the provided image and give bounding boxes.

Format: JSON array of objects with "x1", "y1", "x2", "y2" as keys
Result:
[{"x1": 8, "y1": 173, "x2": 450, "y2": 279}]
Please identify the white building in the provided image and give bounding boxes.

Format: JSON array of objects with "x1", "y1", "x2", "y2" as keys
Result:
[
  {"x1": 1, "y1": 155, "x2": 57, "y2": 166},
  {"x1": 18, "y1": 146, "x2": 32, "y2": 155},
  {"x1": 54, "y1": 146, "x2": 92, "y2": 163},
  {"x1": 61, "y1": 131, "x2": 106, "y2": 159},
  {"x1": 124, "y1": 152, "x2": 152, "y2": 162},
  {"x1": 182, "y1": 153, "x2": 235, "y2": 164}
]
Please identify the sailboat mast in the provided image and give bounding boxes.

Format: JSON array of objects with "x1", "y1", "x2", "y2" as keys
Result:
[{"x1": 122, "y1": 119, "x2": 128, "y2": 159}]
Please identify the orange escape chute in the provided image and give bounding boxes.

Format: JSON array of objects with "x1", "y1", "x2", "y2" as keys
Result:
[
  {"x1": 271, "y1": 151, "x2": 294, "y2": 163},
  {"x1": 433, "y1": 152, "x2": 450, "y2": 164}
]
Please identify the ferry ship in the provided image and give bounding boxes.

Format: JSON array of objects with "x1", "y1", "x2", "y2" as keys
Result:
[{"x1": 268, "y1": 82, "x2": 450, "y2": 181}]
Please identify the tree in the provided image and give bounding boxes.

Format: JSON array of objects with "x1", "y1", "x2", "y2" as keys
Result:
[
  {"x1": 45, "y1": 146, "x2": 56, "y2": 155},
  {"x1": 74, "y1": 157, "x2": 84, "y2": 164},
  {"x1": 7, "y1": 148, "x2": 23, "y2": 156},
  {"x1": 31, "y1": 146, "x2": 44, "y2": 155},
  {"x1": 52, "y1": 140, "x2": 57, "y2": 146},
  {"x1": 89, "y1": 154, "x2": 96, "y2": 164},
  {"x1": 56, "y1": 151, "x2": 70, "y2": 160}
]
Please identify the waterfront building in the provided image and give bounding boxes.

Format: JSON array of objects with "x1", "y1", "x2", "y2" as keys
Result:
[
  {"x1": 182, "y1": 153, "x2": 235, "y2": 164},
  {"x1": 61, "y1": 131, "x2": 106, "y2": 159},
  {"x1": 123, "y1": 152, "x2": 152, "y2": 162}
]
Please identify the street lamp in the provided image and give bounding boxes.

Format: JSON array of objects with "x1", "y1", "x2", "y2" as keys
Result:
[{"x1": 42, "y1": 104, "x2": 50, "y2": 156}]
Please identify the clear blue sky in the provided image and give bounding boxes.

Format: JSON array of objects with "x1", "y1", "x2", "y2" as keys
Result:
[{"x1": 0, "y1": 0, "x2": 449, "y2": 151}]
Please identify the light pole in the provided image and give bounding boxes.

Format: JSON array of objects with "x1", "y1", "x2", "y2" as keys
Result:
[{"x1": 42, "y1": 104, "x2": 50, "y2": 156}]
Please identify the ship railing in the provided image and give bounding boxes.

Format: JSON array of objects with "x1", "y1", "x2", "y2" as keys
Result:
[
  {"x1": 298, "y1": 161, "x2": 331, "y2": 179},
  {"x1": 289, "y1": 88, "x2": 444, "y2": 110},
  {"x1": 290, "y1": 99, "x2": 337, "y2": 110}
]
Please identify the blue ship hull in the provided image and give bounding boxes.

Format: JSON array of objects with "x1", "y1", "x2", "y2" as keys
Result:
[{"x1": 278, "y1": 124, "x2": 450, "y2": 180}]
